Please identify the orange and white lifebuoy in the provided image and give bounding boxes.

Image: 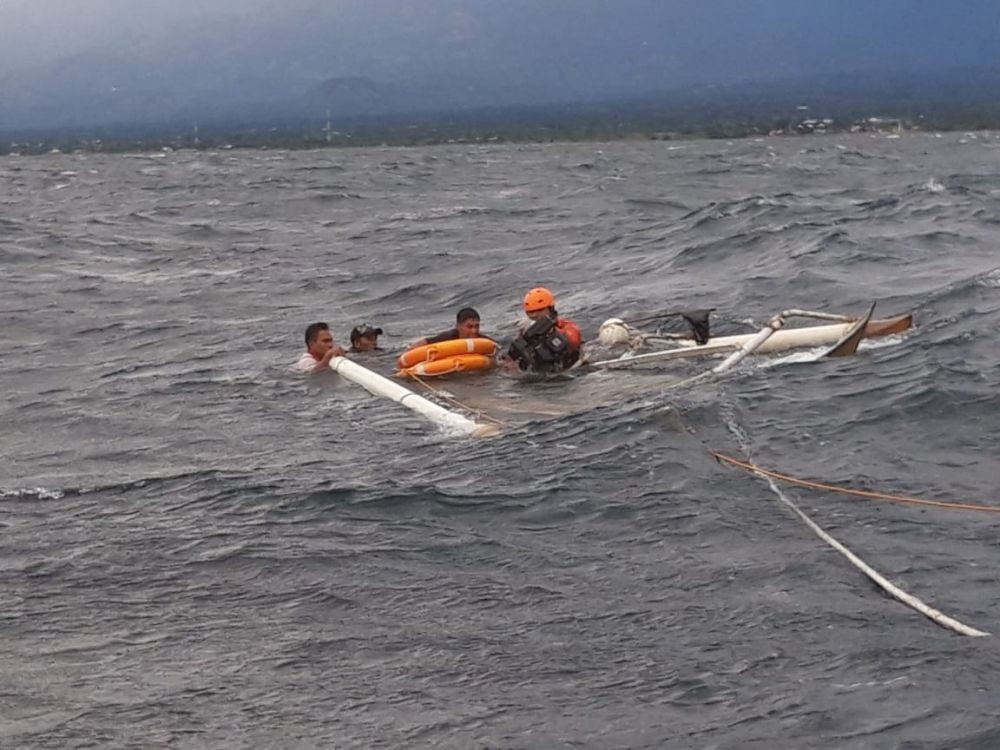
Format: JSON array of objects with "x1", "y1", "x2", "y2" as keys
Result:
[
  {"x1": 398, "y1": 353, "x2": 494, "y2": 378},
  {"x1": 397, "y1": 337, "x2": 497, "y2": 369}
]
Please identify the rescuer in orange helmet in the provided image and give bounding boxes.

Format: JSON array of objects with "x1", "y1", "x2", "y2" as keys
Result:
[{"x1": 507, "y1": 287, "x2": 583, "y2": 373}]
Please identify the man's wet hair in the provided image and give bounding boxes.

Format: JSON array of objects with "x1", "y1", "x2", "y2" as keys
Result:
[
  {"x1": 305, "y1": 322, "x2": 330, "y2": 346},
  {"x1": 456, "y1": 307, "x2": 480, "y2": 324}
]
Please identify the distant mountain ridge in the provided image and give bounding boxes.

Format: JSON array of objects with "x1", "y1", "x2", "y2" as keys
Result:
[
  {"x1": 2, "y1": 1, "x2": 1000, "y2": 134},
  {"x1": 5, "y1": 65, "x2": 1000, "y2": 148}
]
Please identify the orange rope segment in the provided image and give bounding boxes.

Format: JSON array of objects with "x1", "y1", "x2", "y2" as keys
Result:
[{"x1": 712, "y1": 451, "x2": 1000, "y2": 514}]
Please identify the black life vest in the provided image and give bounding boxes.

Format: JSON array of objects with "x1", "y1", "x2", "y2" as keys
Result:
[{"x1": 507, "y1": 314, "x2": 578, "y2": 373}]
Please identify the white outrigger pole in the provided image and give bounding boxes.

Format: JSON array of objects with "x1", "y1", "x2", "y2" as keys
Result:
[
  {"x1": 590, "y1": 305, "x2": 879, "y2": 372},
  {"x1": 713, "y1": 304, "x2": 875, "y2": 374},
  {"x1": 680, "y1": 305, "x2": 875, "y2": 390},
  {"x1": 328, "y1": 357, "x2": 497, "y2": 437},
  {"x1": 710, "y1": 309, "x2": 790, "y2": 374}
]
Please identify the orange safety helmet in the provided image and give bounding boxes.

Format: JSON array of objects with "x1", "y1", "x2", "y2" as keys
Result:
[{"x1": 523, "y1": 287, "x2": 555, "y2": 313}]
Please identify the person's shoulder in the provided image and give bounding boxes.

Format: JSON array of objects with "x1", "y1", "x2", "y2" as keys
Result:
[
  {"x1": 556, "y1": 318, "x2": 582, "y2": 346},
  {"x1": 293, "y1": 351, "x2": 317, "y2": 372},
  {"x1": 424, "y1": 329, "x2": 458, "y2": 344}
]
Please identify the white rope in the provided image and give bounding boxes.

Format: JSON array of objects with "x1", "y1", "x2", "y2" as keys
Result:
[
  {"x1": 717, "y1": 403, "x2": 988, "y2": 637},
  {"x1": 748, "y1": 460, "x2": 989, "y2": 637}
]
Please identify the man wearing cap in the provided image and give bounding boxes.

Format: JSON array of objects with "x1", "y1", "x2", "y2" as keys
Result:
[
  {"x1": 506, "y1": 287, "x2": 582, "y2": 373},
  {"x1": 412, "y1": 307, "x2": 490, "y2": 346},
  {"x1": 349, "y1": 324, "x2": 383, "y2": 352},
  {"x1": 295, "y1": 322, "x2": 346, "y2": 373}
]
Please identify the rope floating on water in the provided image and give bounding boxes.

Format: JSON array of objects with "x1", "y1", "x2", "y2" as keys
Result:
[
  {"x1": 713, "y1": 452, "x2": 1000, "y2": 514},
  {"x1": 713, "y1": 451, "x2": 990, "y2": 638},
  {"x1": 409, "y1": 372, "x2": 510, "y2": 428}
]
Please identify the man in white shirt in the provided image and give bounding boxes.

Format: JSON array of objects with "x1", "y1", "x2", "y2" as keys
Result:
[{"x1": 295, "y1": 322, "x2": 346, "y2": 374}]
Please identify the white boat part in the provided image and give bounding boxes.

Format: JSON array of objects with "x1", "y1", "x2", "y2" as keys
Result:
[
  {"x1": 597, "y1": 318, "x2": 633, "y2": 345},
  {"x1": 710, "y1": 321, "x2": 876, "y2": 353},
  {"x1": 598, "y1": 318, "x2": 690, "y2": 348},
  {"x1": 589, "y1": 340, "x2": 741, "y2": 368},
  {"x1": 590, "y1": 318, "x2": 882, "y2": 370},
  {"x1": 328, "y1": 356, "x2": 496, "y2": 437},
  {"x1": 711, "y1": 312, "x2": 787, "y2": 374}
]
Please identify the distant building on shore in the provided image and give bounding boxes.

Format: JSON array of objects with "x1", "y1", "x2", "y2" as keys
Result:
[
  {"x1": 794, "y1": 118, "x2": 834, "y2": 134},
  {"x1": 851, "y1": 117, "x2": 907, "y2": 133}
]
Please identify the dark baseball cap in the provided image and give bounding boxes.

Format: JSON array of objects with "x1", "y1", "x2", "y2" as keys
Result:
[{"x1": 350, "y1": 324, "x2": 383, "y2": 344}]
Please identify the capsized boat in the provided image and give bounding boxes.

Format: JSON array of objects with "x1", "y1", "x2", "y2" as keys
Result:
[
  {"x1": 327, "y1": 303, "x2": 912, "y2": 437},
  {"x1": 587, "y1": 305, "x2": 912, "y2": 370}
]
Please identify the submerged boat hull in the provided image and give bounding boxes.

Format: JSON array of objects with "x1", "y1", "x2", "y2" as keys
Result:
[
  {"x1": 590, "y1": 314, "x2": 912, "y2": 368},
  {"x1": 704, "y1": 314, "x2": 912, "y2": 354}
]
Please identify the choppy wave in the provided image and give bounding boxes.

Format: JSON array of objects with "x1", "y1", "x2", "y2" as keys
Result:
[{"x1": 3, "y1": 131, "x2": 1000, "y2": 748}]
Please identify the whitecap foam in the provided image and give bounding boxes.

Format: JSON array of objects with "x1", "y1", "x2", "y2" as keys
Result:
[
  {"x1": 923, "y1": 177, "x2": 946, "y2": 193},
  {"x1": 1, "y1": 487, "x2": 65, "y2": 500},
  {"x1": 978, "y1": 269, "x2": 1000, "y2": 288}
]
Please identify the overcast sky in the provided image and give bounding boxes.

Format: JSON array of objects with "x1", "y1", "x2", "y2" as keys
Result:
[
  {"x1": 3, "y1": 1, "x2": 1000, "y2": 82},
  {"x1": 0, "y1": 0, "x2": 274, "y2": 69}
]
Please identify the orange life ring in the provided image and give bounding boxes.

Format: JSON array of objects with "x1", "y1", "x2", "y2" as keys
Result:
[
  {"x1": 398, "y1": 353, "x2": 494, "y2": 378},
  {"x1": 397, "y1": 337, "x2": 497, "y2": 368}
]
